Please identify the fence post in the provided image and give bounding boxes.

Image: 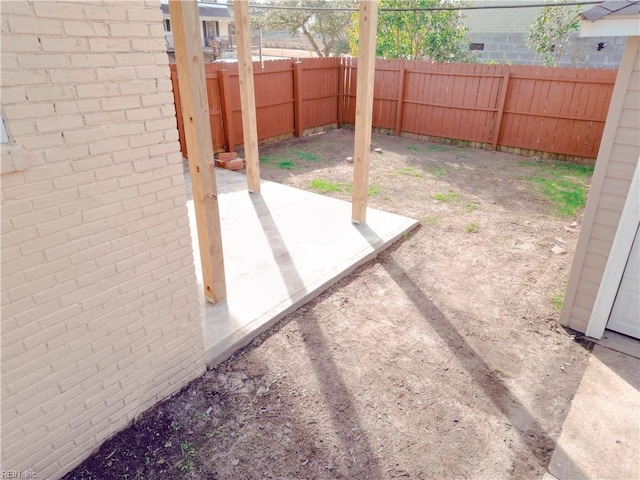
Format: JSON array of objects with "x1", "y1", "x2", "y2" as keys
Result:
[
  {"x1": 217, "y1": 69, "x2": 235, "y2": 152},
  {"x1": 492, "y1": 71, "x2": 510, "y2": 151},
  {"x1": 337, "y1": 58, "x2": 345, "y2": 128},
  {"x1": 293, "y1": 61, "x2": 303, "y2": 137},
  {"x1": 394, "y1": 67, "x2": 406, "y2": 136}
]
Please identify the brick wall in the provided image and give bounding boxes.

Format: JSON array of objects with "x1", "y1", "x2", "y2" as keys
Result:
[{"x1": 1, "y1": 1, "x2": 206, "y2": 478}]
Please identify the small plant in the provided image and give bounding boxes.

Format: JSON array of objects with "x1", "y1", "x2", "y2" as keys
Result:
[
  {"x1": 310, "y1": 178, "x2": 343, "y2": 194},
  {"x1": 277, "y1": 160, "x2": 297, "y2": 170},
  {"x1": 465, "y1": 222, "x2": 479, "y2": 233},
  {"x1": 431, "y1": 191, "x2": 461, "y2": 203},
  {"x1": 393, "y1": 166, "x2": 422, "y2": 177},
  {"x1": 204, "y1": 431, "x2": 212, "y2": 438},
  {"x1": 259, "y1": 155, "x2": 274, "y2": 164},
  {"x1": 170, "y1": 422, "x2": 181, "y2": 432},
  {"x1": 425, "y1": 165, "x2": 448, "y2": 178},
  {"x1": 421, "y1": 216, "x2": 438, "y2": 226},
  {"x1": 406, "y1": 145, "x2": 421, "y2": 152},
  {"x1": 426, "y1": 144, "x2": 451, "y2": 152},
  {"x1": 367, "y1": 184, "x2": 381, "y2": 196},
  {"x1": 178, "y1": 441, "x2": 197, "y2": 472},
  {"x1": 551, "y1": 291, "x2": 564, "y2": 311},
  {"x1": 465, "y1": 203, "x2": 478, "y2": 213},
  {"x1": 295, "y1": 150, "x2": 320, "y2": 162}
]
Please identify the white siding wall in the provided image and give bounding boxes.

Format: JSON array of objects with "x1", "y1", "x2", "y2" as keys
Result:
[
  {"x1": 0, "y1": 1, "x2": 206, "y2": 478},
  {"x1": 560, "y1": 36, "x2": 640, "y2": 333}
]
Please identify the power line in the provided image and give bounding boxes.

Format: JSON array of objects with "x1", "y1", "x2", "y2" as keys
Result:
[{"x1": 227, "y1": 1, "x2": 606, "y2": 13}]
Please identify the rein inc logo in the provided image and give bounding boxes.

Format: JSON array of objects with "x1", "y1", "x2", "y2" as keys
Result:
[{"x1": 1, "y1": 472, "x2": 37, "y2": 479}]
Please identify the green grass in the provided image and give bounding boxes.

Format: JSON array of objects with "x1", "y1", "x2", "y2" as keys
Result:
[
  {"x1": 425, "y1": 165, "x2": 448, "y2": 178},
  {"x1": 310, "y1": 178, "x2": 343, "y2": 193},
  {"x1": 392, "y1": 166, "x2": 422, "y2": 177},
  {"x1": 406, "y1": 145, "x2": 422, "y2": 152},
  {"x1": 367, "y1": 184, "x2": 381, "y2": 196},
  {"x1": 551, "y1": 291, "x2": 564, "y2": 312},
  {"x1": 259, "y1": 155, "x2": 274, "y2": 164},
  {"x1": 277, "y1": 160, "x2": 297, "y2": 170},
  {"x1": 426, "y1": 144, "x2": 452, "y2": 152},
  {"x1": 465, "y1": 222, "x2": 479, "y2": 233},
  {"x1": 295, "y1": 150, "x2": 320, "y2": 162},
  {"x1": 431, "y1": 190, "x2": 462, "y2": 203},
  {"x1": 465, "y1": 203, "x2": 478, "y2": 213},
  {"x1": 178, "y1": 442, "x2": 196, "y2": 472},
  {"x1": 524, "y1": 161, "x2": 594, "y2": 217}
]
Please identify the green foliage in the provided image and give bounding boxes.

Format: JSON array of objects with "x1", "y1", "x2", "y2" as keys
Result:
[
  {"x1": 295, "y1": 150, "x2": 320, "y2": 162},
  {"x1": 278, "y1": 160, "x2": 297, "y2": 170},
  {"x1": 349, "y1": 0, "x2": 471, "y2": 62},
  {"x1": 524, "y1": 0, "x2": 581, "y2": 67},
  {"x1": 310, "y1": 178, "x2": 343, "y2": 193},
  {"x1": 525, "y1": 161, "x2": 593, "y2": 217},
  {"x1": 263, "y1": 0, "x2": 355, "y2": 57},
  {"x1": 465, "y1": 222, "x2": 479, "y2": 233},
  {"x1": 551, "y1": 291, "x2": 564, "y2": 311},
  {"x1": 431, "y1": 190, "x2": 461, "y2": 203},
  {"x1": 178, "y1": 442, "x2": 196, "y2": 472}
]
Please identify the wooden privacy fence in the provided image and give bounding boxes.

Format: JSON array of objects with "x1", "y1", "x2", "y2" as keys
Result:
[{"x1": 170, "y1": 58, "x2": 617, "y2": 160}]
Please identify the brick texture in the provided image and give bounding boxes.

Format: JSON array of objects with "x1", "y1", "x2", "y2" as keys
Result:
[{"x1": 0, "y1": 1, "x2": 206, "y2": 478}]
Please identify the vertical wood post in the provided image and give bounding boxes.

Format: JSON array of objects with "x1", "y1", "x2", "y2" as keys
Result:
[
  {"x1": 234, "y1": 0, "x2": 260, "y2": 192},
  {"x1": 351, "y1": 0, "x2": 378, "y2": 224},
  {"x1": 218, "y1": 69, "x2": 236, "y2": 152},
  {"x1": 293, "y1": 61, "x2": 303, "y2": 137},
  {"x1": 169, "y1": 0, "x2": 226, "y2": 304},
  {"x1": 394, "y1": 67, "x2": 405, "y2": 136},
  {"x1": 170, "y1": 68, "x2": 188, "y2": 157},
  {"x1": 492, "y1": 71, "x2": 510, "y2": 151},
  {"x1": 337, "y1": 59, "x2": 345, "y2": 128}
]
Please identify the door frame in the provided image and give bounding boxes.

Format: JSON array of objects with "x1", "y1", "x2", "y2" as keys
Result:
[{"x1": 587, "y1": 158, "x2": 640, "y2": 338}]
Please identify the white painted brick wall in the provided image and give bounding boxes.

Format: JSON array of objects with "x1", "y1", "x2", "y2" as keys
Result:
[{"x1": 0, "y1": 1, "x2": 206, "y2": 478}]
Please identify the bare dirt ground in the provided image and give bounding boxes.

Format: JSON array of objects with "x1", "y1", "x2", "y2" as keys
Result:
[{"x1": 65, "y1": 129, "x2": 595, "y2": 480}]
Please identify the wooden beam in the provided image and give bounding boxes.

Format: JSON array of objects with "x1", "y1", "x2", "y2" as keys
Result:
[
  {"x1": 351, "y1": 0, "x2": 378, "y2": 224},
  {"x1": 169, "y1": 0, "x2": 226, "y2": 304},
  {"x1": 234, "y1": 0, "x2": 261, "y2": 193}
]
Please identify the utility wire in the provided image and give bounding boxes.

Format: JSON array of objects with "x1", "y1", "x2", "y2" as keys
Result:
[{"x1": 218, "y1": 1, "x2": 605, "y2": 13}]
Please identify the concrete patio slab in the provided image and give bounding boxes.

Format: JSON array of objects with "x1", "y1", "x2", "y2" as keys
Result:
[
  {"x1": 186, "y1": 168, "x2": 418, "y2": 366},
  {"x1": 548, "y1": 343, "x2": 640, "y2": 480}
]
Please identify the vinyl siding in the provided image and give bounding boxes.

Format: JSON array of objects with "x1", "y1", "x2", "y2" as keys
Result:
[{"x1": 560, "y1": 36, "x2": 640, "y2": 333}]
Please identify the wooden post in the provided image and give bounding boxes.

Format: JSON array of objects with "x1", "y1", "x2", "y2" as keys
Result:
[
  {"x1": 351, "y1": 0, "x2": 378, "y2": 224},
  {"x1": 233, "y1": 0, "x2": 260, "y2": 193},
  {"x1": 394, "y1": 67, "x2": 405, "y2": 136},
  {"x1": 337, "y1": 59, "x2": 345, "y2": 128},
  {"x1": 293, "y1": 61, "x2": 303, "y2": 137},
  {"x1": 169, "y1": 0, "x2": 226, "y2": 304},
  {"x1": 492, "y1": 71, "x2": 510, "y2": 151},
  {"x1": 218, "y1": 69, "x2": 236, "y2": 152}
]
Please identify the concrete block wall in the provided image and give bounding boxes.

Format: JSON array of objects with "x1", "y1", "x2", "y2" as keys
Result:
[
  {"x1": 1, "y1": 1, "x2": 206, "y2": 478},
  {"x1": 467, "y1": 33, "x2": 627, "y2": 69}
]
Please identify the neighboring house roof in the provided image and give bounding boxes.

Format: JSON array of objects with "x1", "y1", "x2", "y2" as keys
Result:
[
  {"x1": 579, "y1": 0, "x2": 640, "y2": 36},
  {"x1": 581, "y1": 0, "x2": 640, "y2": 22},
  {"x1": 160, "y1": 2, "x2": 232, "y2": 20}
]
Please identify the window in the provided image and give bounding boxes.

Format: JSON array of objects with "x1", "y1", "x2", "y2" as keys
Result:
[
  {"x1": 164, "y1": 18, "x2": 171, "y2": 32},
  {"x1": 203, "y1": 20, "x2": 219, "y2": 39},
  {"x1": 469, "y1": 43, "x2": 484, "y2": 51}
]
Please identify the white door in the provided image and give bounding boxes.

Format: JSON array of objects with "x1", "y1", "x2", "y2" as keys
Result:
[{"x1": 608, "y1": 225, "x2": 640, "y2": 339}]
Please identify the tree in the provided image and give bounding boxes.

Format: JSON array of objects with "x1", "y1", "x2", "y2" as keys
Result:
[
  {"x1": 262, "y1": 0, "x2": 355, "y2": 57},
  {"x1": 349, "y1": 0, "x2": 470, "y2": 62},
  {"x1": 525, "y1": 0, "x2": 581, "y2": 67}
]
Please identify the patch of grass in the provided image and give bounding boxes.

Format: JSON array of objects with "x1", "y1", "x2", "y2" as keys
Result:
[
  {"x1": 426, "y1": 144, "x2": 452, "y2": 152},
  {"x1": 368, "y1": 184, "x2": 381, "y2": 196},
  {"x1": 295, "y1": 150, "x2": 320, "y2": 162},
  {"x1": 431, "y1": 190, "x2": 462, "y2": 203},
  {"x1": 522, "y1": 161, "x2": 593, "y2": 216},
  {"x1": 406, "y1": 145, "x2": 422, "y2": 151},
  {"x1": 458, "y1": 153, "x2": 468, "y2": 159},
  {"x1": 178, "y1": 441, "x2": 197, "y2": 472},
  {"x1": 277, "y1": 160, "x2": 297, "y2": 170},
  {"x1": 421, "y1": 216, "x2": 438, "y2": 226},
  {"x1": 392, "y1": 166, "x2": 422, "y2": 177},
  {"x1": 465, "y1": 203, "x2": 478, "y2": 213},
  {"x1": 551, "y1": 291, "x2": 564, "y2": 312},
  {"x1": 465, "y1": 222, "x2": 479, "y2": 233},
  {"x1": 310, "y1": 178, "x2": 343, "y2": 194},
  {"x1": 259, "y1": 155, "x2": 274, "y2": 164},
  {"x1": 425, "y1": 165, "x2": 448, "y2": 178},
  {"x1": 170, "y1": 422, "x2": 180, "y2": 432}
]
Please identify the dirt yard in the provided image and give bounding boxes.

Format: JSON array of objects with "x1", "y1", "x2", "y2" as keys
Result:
[{"x1": 65, "y1": 129, "x2": 595, "y2": 480}]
